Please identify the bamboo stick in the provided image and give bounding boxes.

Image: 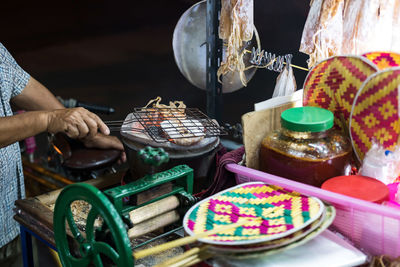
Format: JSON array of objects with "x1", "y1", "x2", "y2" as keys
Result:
[
  {"x1": 170, "y1": 249, "x2": 212, "y2": 267},
  {"x1": 154, "y1": 245, "x2": 209, "y2": 267},
  {"x1": 133, "y1": 218, "x2": 257, "y2": 259},
  {"x1": 181, "y1": 253, "x2": 212, "y2": 267},
  {"x1": 170, "y1": 254, "x2": 198, "y2": 267}
]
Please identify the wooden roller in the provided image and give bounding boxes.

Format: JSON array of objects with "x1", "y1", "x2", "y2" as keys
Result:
[
  {"x1": 128, "y1": 210, "x2": 180, "y2": 239},
  {"x1": 127, "y1": 195, "x2": 181, "y2": 238},
  {"x1": 129, "y1": 195, "x2": 180, "y2": 225}
]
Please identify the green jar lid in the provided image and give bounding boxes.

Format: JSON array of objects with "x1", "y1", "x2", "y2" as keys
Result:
[{"x1": 281, "y1": 106, "x2": 334, "y2": 132}]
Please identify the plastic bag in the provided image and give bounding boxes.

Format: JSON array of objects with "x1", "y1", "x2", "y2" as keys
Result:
[
  {"x1": 359, "y1": 142, "x2": 400, "y2": 185},
  {"x1": 272, "y1": 61, "x2": 297, "y2": 98}
]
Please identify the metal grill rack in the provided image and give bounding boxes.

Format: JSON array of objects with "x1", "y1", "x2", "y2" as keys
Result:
[{"x1": 128, "y1": 107, "x2": 227, "y2": 143}]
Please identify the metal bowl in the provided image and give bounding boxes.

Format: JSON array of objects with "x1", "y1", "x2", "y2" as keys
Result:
[{"x1": 172, "y1": 0, "x2": 260, "y2": 93}]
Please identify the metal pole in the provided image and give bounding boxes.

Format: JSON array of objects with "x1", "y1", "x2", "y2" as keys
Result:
[{"x1": 206, "y1": 0, "x2": 223, "y2": 122}]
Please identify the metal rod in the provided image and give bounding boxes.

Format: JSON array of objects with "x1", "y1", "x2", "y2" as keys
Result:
[
  {"x1": 206, "y1": 0, "x2": 223, "y2": 123},
  {"x1": 108, "y1": 127, "x2": 143, "y2": 132},
  {"x1": 133, "y1": 226, "x2": 184, "y2": 250}
]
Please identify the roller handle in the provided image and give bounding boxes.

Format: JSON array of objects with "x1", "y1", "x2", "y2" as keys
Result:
[{"x1": 57, "y1": 96, "x2": 115, "y2": 115}]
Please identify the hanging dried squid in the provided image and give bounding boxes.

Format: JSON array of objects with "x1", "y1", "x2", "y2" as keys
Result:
[
  {"x1": 218, "y1": 0, "x2": 254, "y2": 87},
  {"x1": 300, "y1": 0, "x2": 400, "y2": 68},
  {"x1": 300, "y1": 0, "x2": 344, "y2": 68}
]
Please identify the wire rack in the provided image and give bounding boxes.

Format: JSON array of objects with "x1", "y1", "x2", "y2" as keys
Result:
[{"x1": 119, "y1": 108, "x2": 227, "y2": 143}]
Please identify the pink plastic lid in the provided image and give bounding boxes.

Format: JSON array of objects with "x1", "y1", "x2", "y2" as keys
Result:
[{"x1": 321, "y1": 175, "x2": 389, "y2": 203}]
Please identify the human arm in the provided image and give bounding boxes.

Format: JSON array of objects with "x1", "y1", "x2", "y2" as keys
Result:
[
  {"x1": 11, "y1": 77, "x2": 65, "y2": 110},
  {"x1": 1, "y1": 76, "x2": 116, "y2": 151},
  {"x1": 0, "y1": 43, "x2": 124, "y2": 159},
  {"x1": 0, "y1": 106, "x2": 111, "y2": 148},
  {"x1": 0, "y1": 111, "x2": 48, "y2": 147}
]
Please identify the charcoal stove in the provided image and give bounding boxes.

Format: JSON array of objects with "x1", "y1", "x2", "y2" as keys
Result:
[{"x1": 117, "y1": 107, "x2": 227, "y2": 193}]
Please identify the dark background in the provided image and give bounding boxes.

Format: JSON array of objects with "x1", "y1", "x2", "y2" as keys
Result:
[{"x1": 1, "y1": 0, "x2": 310, "y2": 125}]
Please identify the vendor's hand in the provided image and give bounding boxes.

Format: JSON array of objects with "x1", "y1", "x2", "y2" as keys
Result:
[
  {"x1": 46, "y1": 107, "x2": 109, "y2": 139},
  {"x1": 81, "y1": 133, "x2": 127, "y2": 163}
]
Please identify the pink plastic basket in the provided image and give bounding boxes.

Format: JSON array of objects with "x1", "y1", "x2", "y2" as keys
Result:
[{"x1": 226, "y1": 163, "x2": 400, "y2": 257}]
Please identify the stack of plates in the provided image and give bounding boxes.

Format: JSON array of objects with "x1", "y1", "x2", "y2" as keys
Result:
[{"x1": 183, "y1": 182, "x2": 335, "y2": 259}]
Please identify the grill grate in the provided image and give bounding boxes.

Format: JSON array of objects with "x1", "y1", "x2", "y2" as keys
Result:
[{"x1": 125, "y1": 108, "x2": 227, "y2": 143}]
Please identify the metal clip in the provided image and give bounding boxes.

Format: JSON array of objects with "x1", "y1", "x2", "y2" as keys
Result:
[{"x1": 249, "y1": 48, "x2": 294, "y2": 73}]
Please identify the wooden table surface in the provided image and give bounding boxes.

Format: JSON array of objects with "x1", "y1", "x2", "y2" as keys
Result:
[{"x1": 14, "y1": 171, "x2": 124, "y2": 248}]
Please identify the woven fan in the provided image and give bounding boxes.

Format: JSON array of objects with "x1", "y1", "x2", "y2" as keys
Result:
[
  {"x1": 303, "y1": 55, "x2": 378, "y2": 133},
  {"x1": 183, "y1": 182, "x2": 324, "y2": 246},
  {"x1": 208, "y1": 208, "x2": 326, "y2": 253},
  {"x1": 222, "y1": 205, "x2": 336, "y2": 260},
  {"x1": 350, "y1": 67, "x2": 400, "y2": 162},
  {"x1": 362, "y1": 52, "x2": 400, "y2": 70}
]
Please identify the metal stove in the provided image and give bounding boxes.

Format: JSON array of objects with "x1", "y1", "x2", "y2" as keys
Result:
[{"x1": 114, "y1": 107, "x2": 227, "y2": 193}]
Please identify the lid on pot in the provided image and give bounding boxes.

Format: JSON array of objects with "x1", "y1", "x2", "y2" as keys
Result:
[
  {"x1": 321, "y1": 175, "x2": 389, "y2": 203},
  {"x1": 281, "y1": 106, "x2": 334, "y2": 132}
]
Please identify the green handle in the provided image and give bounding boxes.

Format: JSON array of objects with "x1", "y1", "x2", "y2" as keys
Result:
[{"x1": 137, "y1": 146, "x2": 169, "y2": 167}]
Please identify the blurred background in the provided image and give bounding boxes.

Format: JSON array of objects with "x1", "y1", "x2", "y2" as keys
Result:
[{"x1": 1, "y1": 0, "x2": 310, "y2": 126}]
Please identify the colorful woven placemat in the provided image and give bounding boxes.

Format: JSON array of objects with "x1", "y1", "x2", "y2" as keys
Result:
[
  {"x1": 183, "y1": 182, "x2": 324, "y2": 245},
  {"x1": 303, "y1": 56, "x2": 378, "y2": 132},
  {"x1": 362, "y1": 52, "x2": 400, "y2": 70},
  {"x1": 350, "y1": 68, "x2": 400, "y2": 162}
]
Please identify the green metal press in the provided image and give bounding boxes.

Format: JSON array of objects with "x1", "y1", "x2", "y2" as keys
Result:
[{"x1": 53, "y1": 146, "x2": 196, "y2": 266}]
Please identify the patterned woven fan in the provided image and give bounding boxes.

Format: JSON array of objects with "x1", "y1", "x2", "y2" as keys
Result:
[
  {"x1": 183, "y1": 182, "x2": 324, "y2": 245},
  {"x1": 350, "y1": 68, "x2": 400, "y2": 162},
  {"x1": 209, "y1": 209, "x2": 326, "y2": 253},
  {"x1": 362, "y1": 52, "x2": 400, "y2": 70},
  {"x1": 223, "y1": 205, "x2": 336, "y2": 260},
  {"x1": 303, "y1": 56, "x2": 378, "y2": 132}
]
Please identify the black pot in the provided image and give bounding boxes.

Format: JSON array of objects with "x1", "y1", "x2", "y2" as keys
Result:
[{"x1": 121, "y1": 136, "x2": 220, "y2": 193}]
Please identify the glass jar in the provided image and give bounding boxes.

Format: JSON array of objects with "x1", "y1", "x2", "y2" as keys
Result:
[{"x1": 259, "y1": 106, "x2": 352, "y2": 187}]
